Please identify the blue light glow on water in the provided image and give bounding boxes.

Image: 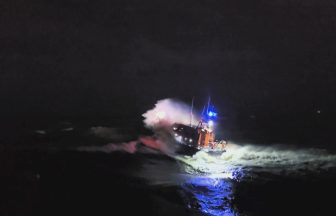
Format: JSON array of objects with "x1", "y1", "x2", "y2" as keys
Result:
[
  {"x1": 135, "y1": 140, "x2": 336, "y2": 215},
  {"x1": 182, "y1": 177, "x2": 237, "y2": 216}
]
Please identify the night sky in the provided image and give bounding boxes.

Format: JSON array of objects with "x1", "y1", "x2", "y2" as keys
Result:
[{"x1": 1, "y1": 0, "x2": 335, "y2": 139}]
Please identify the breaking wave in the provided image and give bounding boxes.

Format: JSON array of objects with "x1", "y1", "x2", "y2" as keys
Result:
[
  {"x1": 79, "y1": 125, "x2": 336, "y2": 180},
  {"x1": 77, "y1": 133, "x2": 176, "y2": 155},
  {"x1": 176, "y1": 142, "x2": 336, "y2": 179},
  {"x1": 80, "y1": 123, "x2": 179, "y2": 155},
  {"x1": 142, "y1": 98, "x2": 200, "y2": 128},
  {"x1": 77, "y1": 141, "x2": 138, "y2": 154}
]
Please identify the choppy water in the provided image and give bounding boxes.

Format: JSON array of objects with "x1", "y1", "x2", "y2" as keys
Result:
[
  {"x1": 77, "y1": 127, "x2": 336, "y2": 216},
  {"x1": 132, "y1": 143, "x2": 336, "y2": 215},
  {"x1": 8, "y1": 124, "x2": 335, "y2": 216}
]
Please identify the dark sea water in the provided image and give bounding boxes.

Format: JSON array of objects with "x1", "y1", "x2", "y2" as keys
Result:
[{"x1": 2, "y1": 122, "x2": 336, "y2": 216}]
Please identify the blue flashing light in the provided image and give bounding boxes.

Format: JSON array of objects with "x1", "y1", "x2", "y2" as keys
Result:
[{"x1": 208, "y1": 111, "x2": 217, "y2": 117}]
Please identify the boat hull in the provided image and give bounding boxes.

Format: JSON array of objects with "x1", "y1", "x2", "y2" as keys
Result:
[
  {"x1": 201, "y1": 149, "x2": 226, "y2": 156},
  {"x1": 175, "y1": 143, "x2": 199, "y2": 156}
]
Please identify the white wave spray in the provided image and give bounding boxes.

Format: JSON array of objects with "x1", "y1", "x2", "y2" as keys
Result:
[
  {"x1": 142, "y1": 98, "x2": 200, "y2": 128},
  {"x1": 176, "y1": 142, "x2": 336, "y2": 179}
]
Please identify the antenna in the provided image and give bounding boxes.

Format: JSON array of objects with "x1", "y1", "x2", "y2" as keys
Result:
[
  {"x1": 206, "y1": 96, "x2": 211, "y2": 114},
  {"x1": 190, "y1": 97, "x2": 194, "y2": 126},
  {"x1": 201, "y1": 105, "x2": 205, "y2": 117}
]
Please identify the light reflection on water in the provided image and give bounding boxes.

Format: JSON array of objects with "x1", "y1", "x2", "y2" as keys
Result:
[
  {"x1": 181, "y1": 177, "x2": 237, "y2": 216},
  {"x1": 137, "y1": 143, "x2": 336, "y2": 215},
  {"x1": 137, "y1": 156, "x2": 240, "y2": 215}
]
